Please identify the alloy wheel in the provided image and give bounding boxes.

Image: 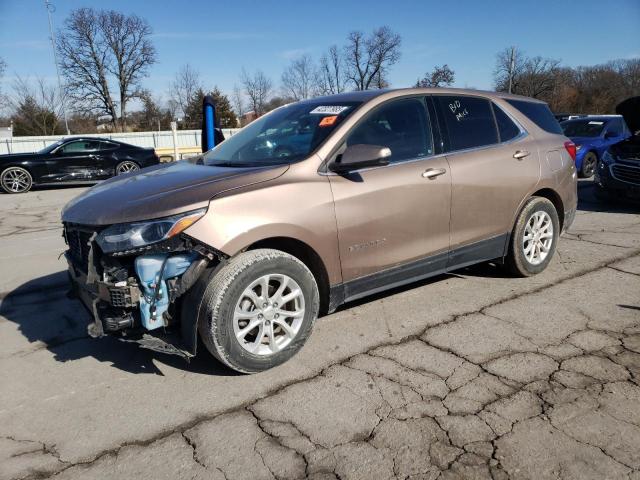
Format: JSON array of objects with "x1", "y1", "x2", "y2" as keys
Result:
[
  {"x1": 116, "y1": 161, "x2": 139, "y2": 175},
  {"x1": 233, "y1": 273, "x2": 305, "y2": 356},
  {"x1": 583, "y1": 156, "x2": 596, "y2": 177},
  {"x1": 1, "y1": 167, "x2": 31, "y2": 193},
  {"x1": 522, "y1": 210, "x2": 554, "y2": 265}
]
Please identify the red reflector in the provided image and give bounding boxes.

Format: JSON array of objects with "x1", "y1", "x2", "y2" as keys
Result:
[{"x1": 564, "y1": 141, "x2": 577, "y2": 161}]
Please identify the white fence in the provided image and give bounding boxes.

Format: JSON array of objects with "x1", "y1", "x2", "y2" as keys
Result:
[{"x1": 0, "y1": 129, "x2": 241, "y2": 155}]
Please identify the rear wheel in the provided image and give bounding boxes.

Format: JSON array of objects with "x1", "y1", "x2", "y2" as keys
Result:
[
  {"x1": 505, "y1": 197, "x2": 559, "y2": 277},
  {"x1": 580, "y1": 152, "x2": 597, "y2": 178},
  {"x1": 197, "y1": 249, "x2": 319, "y2": 373},
  {"x1": 1, "y1": 167, "x2": 32, "y2": 193},
  {"x1": 115, "y1": 161, "x2": 140, "y2": 175}
]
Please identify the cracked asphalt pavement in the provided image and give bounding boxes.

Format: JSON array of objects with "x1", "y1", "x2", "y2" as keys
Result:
[{"x1": 1, "y1": 181, "x2": 639, "y2": 480}]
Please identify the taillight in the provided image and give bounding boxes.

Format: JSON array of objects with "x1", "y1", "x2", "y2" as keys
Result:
[{"x1": 564, "y1": 141, "x2": 577, "y2": 162}]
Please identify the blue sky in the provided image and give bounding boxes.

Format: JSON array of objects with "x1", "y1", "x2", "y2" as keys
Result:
[{"x1": 1, "y1": 0, "x2": 639, "y2": 104}]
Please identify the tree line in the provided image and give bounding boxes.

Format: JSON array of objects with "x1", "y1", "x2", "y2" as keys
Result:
[
  {"x1": 493, "y1": 47, "x2": 639, "y2": 115},
  {"x1": 0, "y1": 7, "x2": 637, "y2": 136}
]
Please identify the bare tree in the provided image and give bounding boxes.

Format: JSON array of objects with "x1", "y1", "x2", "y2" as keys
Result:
[
  {"x1": 0, "y1": 57, "x2": 6, "y2": 99},
  {"x1": 415, "y1": 64, "x2": 455, "y2": 88},
  {"x1": 169, "y1": 64, "x2": 202, "y2": 123},
  {"x1": 344, "y1": 26, "x2": 401, "y2": 90},
  {"x1": 281, "y1": 54, "x2": 315, "y2": 101},
  {"x1": 232, "y1": 84, "x2": 245, "y2": 118},
  {"x1": 316, "y1": 46, "x2": 346, "y2": 95},
  {"x1": 57, "y1": 8, "x2": 156, "y2": 131},
  {"x1": 241, "y1": 69, "x2": 273, "y2": 116},
  {"x1": 9, "y1": 76, "x2": 65, "y2": 135},
  {"x1": 494, "y1": 48, "x2": 559, "y2": 98}
]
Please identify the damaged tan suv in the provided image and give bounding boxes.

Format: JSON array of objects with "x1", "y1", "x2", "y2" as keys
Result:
[{"x1": 62, "y1": 88, "x2": 578, "y2": 373}]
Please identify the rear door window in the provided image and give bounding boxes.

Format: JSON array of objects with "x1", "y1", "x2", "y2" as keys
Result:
[
  {"x1": 346, "y1": 97, "x2": 434, "y2": 163},
  {"x1": 506, "y1": 99, "x2": 563, "y2": 134},
  {"x1": 492, "y1": 104, "x2": 521, "y2": 142},
  {"x1": 435, "y1": 96, "x2": 498, "y2": 151}
]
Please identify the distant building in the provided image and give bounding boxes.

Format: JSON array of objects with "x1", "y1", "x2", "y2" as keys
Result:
[
  {"x1": 240, "y1": 111, "x2": 257, "y2": 127},
  {"x1": 0, "y1": 125, "x2": 13, "y2": 139}
]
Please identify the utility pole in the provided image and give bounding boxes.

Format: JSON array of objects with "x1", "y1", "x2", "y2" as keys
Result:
[
  {"x1": 44, "y1": 0, "x2": 70, "y2": 135},
  {"x1": 508, "y1": 46, "x2": 516, "y2": 94}
]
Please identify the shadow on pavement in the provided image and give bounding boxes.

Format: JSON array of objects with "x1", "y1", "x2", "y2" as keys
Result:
[{"x1": 0, "y1": 271, "x2": 238, "y2": 377}]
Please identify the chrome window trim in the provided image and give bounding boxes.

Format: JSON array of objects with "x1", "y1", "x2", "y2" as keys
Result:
[
  {"x1": 320, "y1": 96, "x2": 530, "y2": 176},
  {"x1": 320, "y1": 129, "x2": 529, "y2": 176}
]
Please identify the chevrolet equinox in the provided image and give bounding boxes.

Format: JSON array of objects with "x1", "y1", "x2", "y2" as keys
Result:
[{"x1": 62, "y1": 88, "x2": 578, "y2": 373}]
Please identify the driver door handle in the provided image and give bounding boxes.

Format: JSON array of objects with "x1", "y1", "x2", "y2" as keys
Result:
[
  {"x1": 513, "y1": 150, "x2": 530, "y2": 160},
  {"x1": 422, "y1": 168, "x2": 447, "y2": 179}
]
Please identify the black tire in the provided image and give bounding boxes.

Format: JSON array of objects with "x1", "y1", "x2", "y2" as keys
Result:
[
  {"x1": 579, "y1": 152, "x2": 597, "y2": 178},
  {"x1": 505, "y1": 197, "x2": 560, "y2": 277},
  {"x1": 196, "y1": 249, "x2": 319, "y2": 373},
  {"x1": 1, "y1": 166, "x2": 33, "y2": 194}
]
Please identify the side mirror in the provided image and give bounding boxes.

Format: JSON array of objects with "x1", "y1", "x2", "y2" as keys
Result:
[{"x1": 330, "y1": 144, "x2": 391, "y2": 173}]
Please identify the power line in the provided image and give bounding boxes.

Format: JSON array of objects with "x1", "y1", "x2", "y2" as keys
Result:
[{"x1": 44, "y1": 0, "x2": 70, "y2": 135}]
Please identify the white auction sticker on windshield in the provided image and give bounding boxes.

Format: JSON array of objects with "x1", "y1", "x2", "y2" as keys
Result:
[
  {"x1": 588, "y1": 121, "x2": 604, "y2": 125},
  {"x1": 310, "y1": 106, "x2": 350, "y2": 115}
]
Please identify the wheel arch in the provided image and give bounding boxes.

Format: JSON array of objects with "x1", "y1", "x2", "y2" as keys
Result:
[
  {"x1": 245, "y1": 236, "x2": 331, "y2": 316},
  {"x1": 0, "y1": 164, "x2": 35, "y2": 190},
  {"x1": 530, "y1": 187, "x2": 565, "y2": 231}
]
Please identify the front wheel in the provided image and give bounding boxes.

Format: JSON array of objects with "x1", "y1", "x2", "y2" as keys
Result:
[
  {"x1": 504, "y1": 197, "x2": 560, "y2": 277},
  {"x1": 196, "y1": 249, "x2": 319, "y2": 373},
  {"x1": 1, "y1": 167, "x2": 33, "y2": 193}
]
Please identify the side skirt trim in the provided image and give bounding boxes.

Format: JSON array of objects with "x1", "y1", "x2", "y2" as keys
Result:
[{"x1": 328, "y1": 233, "x2": 508, "y2": 310}]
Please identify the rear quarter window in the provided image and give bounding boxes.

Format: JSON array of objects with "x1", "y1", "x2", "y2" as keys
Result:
[
  {"x1": 492, "y1": 103, "x2": 521, "y2": 142},
  {"x1": 436, "y1": 96, "x2": 498, "y2": 151},
  {"x1": 506, "y1": 99, "x2": 563, "y2": 135}
]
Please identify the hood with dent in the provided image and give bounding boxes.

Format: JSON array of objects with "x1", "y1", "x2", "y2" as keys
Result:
[
  {"x1": 62, "y1": 161, "x2": 288, "y2": 226},
  {"x1": 616, "y1": 97, "x2": 639, "y2": 134}
]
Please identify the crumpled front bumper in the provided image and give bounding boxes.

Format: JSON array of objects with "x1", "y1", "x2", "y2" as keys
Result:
[{"x1": 66, "y1": 250, "x2": 200, "y2": 360}]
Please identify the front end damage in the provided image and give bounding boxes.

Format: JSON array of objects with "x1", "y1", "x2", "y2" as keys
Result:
[{"x1": 63, "y1": 223, "x2": 223, "y2": 359}]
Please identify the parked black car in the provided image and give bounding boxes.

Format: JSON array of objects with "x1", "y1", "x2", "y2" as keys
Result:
[
  {"x1": 0, "y1": 137, "x2": 159, "y2": 193},
  {"x1": 595, "y1": 97, "x2": 640, "y2": 202}
]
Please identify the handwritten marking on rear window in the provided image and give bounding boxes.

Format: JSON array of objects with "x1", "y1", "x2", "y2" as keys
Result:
[
  {"x1": 588, "y1": 121, "x2": 604, "y2": 125},
  {"x1": 310, "y1": 106, "x2": 350, "y2": 115},
  {"x1": 448, "y1": 100, "x2": 469, "y2": 122}
]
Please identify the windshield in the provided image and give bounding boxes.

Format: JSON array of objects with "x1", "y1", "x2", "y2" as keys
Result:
[
  {"x1": 38, "y1": 140, "x2": 64, "y2": 154},
  {"x1": 561, "y1": 119, "x2": 606, "y2": 138},
  {"x1": 203, "y1": 101, "x2": 361, "y2": 167}
]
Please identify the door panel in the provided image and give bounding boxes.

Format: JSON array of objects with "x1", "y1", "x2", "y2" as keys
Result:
[
  {"x1": 329, "y1": 158, "x2": 451, "y2": 282},
  {"x1": 327, "y1": 96, "x2": 451, "y2": 283},
  {"x1": 433, "y1": 95, "x2": 540, "y2": 252},
  {"x1": 44, "y1": 140, "x2": 104, "y2": 182},
  {"x1": 446, "y1": 135, "x2": 540, "y2": 249}
]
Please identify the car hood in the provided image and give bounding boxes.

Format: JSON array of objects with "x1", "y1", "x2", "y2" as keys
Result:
[
  {"x1": 62, "y1": 161, "x2": 289, "y2": 226},
  {"x1": 616, "y1": 97, "x2": 639, "y2": 134},
  {"x1": 609, "y1": 135, "x2": 640, "y2": 160}
]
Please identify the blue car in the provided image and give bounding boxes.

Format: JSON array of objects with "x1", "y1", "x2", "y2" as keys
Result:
[{"x1": 561, "y1": 116, "x2": 631, "y2": 177}]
